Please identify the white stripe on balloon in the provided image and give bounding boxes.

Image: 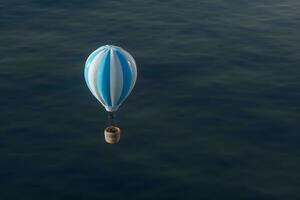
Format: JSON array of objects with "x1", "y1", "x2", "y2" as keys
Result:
[
  {"x1": 122, "y1": 50, "x2": 137, "y2": 93},
  {"x1": 109, "y1": 49, "x2": 124, "y2": 107},
  {"x1": 88, "y1": 49, "x2": 107, "y2": 106}
]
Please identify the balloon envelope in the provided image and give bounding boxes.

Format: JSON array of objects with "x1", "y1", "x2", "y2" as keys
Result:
[{"x1": 84, "y1": 45, "x2": 137, "y2": 112}]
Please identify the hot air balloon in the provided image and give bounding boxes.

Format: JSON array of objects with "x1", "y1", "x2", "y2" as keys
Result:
[{"x1": 84, "y1": 45, "x2": 137, "y2": 144}]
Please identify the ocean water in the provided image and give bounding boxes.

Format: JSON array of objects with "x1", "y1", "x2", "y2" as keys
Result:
[{"x1": 1, "y1": 0, "x2": 300, "y2": 199}]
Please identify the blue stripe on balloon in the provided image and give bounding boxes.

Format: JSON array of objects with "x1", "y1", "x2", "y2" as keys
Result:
[
  {"x1": 97, "y1": 50, "x2": 112, "y2": 106},
  {"x1": 115, "y1": 49, "x2": 132, "y2": 105},
  {"x1": 84, "y1": 48, "x2": 103, "y2": 89}
]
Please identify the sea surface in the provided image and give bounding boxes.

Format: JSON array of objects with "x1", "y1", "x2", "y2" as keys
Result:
[{"x1": 1, "y1": 0, "x2": 300, "y2": 199}]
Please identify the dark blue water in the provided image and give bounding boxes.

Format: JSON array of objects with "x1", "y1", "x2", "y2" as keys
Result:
[{"x1": 1, "y1": 0, "x2": 300, "y2": 199}]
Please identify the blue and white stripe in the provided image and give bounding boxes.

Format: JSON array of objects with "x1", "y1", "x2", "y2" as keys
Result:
[{"x1": 84, "y1": 45, "x2": 137, "y2": 112}]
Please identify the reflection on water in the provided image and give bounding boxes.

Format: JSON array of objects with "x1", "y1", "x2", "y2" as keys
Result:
[{"x1": 1, "y1": 0, "x2": 300, "y2": 199}]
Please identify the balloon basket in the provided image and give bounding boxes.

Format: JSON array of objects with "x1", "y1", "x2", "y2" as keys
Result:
[{"x1": 104, "y1": 126, "x2": 121, "y2": 144}]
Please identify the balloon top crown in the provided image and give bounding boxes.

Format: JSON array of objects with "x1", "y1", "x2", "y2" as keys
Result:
[{"x1": 102, "y1": 44, "x2": 123, "y2": 50}]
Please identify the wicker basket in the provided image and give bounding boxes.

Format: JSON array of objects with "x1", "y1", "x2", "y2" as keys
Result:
[{"x1": 104, "y1": 126, "x2": 121, "y2": 144}]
